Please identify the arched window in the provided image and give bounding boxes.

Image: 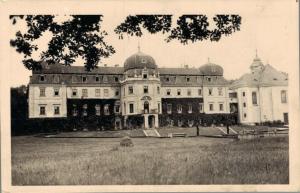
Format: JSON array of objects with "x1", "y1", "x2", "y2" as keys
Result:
[{"x1": 144, "y1": 101, "x2": 149, "y2": 113}]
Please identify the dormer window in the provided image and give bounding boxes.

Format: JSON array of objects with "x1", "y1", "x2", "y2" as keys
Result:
[
  {"x1": 103, "y1": 76, "x2": 108, "y2": 83},
  {"x1": 143, "y1": 74, "x2": 148, "y2": 79},
  {"x1": 39, "y1": 75, "x2": 45, "y2": 82},
  {"x1": 141, "y1": 59, "x2": 147, "y2": 63},
  {"x1": 207, "y1": 77, "x2": 211, "y2": 82},
  {"x1": 95, "y1": 76, "x2": 100, "y2": 82},
  {"x1": 186, "y1": 77, "x2": 190, "y2": 82},
  {"x1": 53, "y1": 75, "x2": 60, "y2": 83},
  {"x1": 82, "y1": 76, "x2": 87, "y2": 83},
  {"x1": 166, "y1": 77, "x2": 170, "y2": 82},
  {"x1": 114, "y1": 76, "x2": 119, "y2": 82}
]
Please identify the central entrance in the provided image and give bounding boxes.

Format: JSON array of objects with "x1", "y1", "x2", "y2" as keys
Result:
[{"x1": 148, "y1": 115, "x2": 155, "y2": 128}]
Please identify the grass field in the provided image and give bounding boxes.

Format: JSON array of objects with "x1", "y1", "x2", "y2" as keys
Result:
[{"x1": 11, "y1": 135, "x2": 289, "y2": 185}]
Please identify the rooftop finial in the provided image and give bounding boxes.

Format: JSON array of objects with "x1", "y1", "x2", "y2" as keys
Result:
[
  {"x1": 208, "y1": 57, "x2": 210, "y2": 63},
  {"x1": 255, "y1": 49, "x2": 258, "y2": 58}
]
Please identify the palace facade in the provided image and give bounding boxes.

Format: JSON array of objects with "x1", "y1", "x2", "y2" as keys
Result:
[{"x1": 28, "y1": 50, "x2": 288, "y2": 129}]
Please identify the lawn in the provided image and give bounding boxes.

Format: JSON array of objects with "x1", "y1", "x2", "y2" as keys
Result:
[{"x1": 11, "y1": 135, "x2": 289, "y2": 185}]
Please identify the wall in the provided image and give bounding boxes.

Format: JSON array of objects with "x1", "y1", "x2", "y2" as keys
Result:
[{"x1": 28, "y1": 84, "x2": 67, "y2": 118}]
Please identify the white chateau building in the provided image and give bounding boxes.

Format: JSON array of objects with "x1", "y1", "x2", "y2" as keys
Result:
[{"x1": 28, "y1": 50, "x2": 289, "y2": 129}]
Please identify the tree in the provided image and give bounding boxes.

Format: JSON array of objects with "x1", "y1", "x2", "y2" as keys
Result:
[
  {"x1": 10, "y1": 14, "x2": 241, "y2": 71},
  {"x1": 10, "y1": 15, "x2": 115, "y2": 71}
]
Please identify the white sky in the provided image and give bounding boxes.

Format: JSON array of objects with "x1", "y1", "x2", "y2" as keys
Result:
[{"x1": 8, "y1": 0, "x2": 298, "y2": 87}]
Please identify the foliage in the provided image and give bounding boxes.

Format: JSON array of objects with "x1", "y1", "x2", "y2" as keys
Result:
[
  {"x1": 10, "y1": 15, "x2": 115, "y2": 71},
  {"x1": 115, "y1": 15, "x2": 242, "y2": 44},
  {"x1": 10, "y1": 14, "x2": 241, "y2": 71}
]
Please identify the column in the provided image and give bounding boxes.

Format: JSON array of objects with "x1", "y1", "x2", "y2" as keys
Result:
[
  {"x1": 154, "y1": 114, "x2": 159, "y2": 128},
  {"x1": 144, "y1": 115, "x2": 149, "y2": 129}
]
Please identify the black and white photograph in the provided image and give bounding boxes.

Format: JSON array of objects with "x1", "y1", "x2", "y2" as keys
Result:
[{"x1": 0, "y1": 0, "x2": 299, "y2": 192}]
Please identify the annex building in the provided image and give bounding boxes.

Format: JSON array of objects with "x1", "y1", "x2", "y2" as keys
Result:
[{"x1": 28, "y1": 49, "x2": 289, "y2": 129}]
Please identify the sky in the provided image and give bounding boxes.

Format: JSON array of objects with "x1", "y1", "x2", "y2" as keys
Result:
[{"x1": 8, "y1": 0, "x2": 298, "y2": 87}]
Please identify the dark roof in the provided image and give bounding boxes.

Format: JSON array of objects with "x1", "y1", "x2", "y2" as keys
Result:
[
  {"x1": 158, "y1": 67, "x2": 203, "y2": 75},
  {"x1": 34, "y1": 62, "x2": 124, "y2": 75},
  {"x1": 199, "y1": 63, "x2": 223, "y2": 76},
  {"x1": 124, "y1": 51, "x2": 157, "y2": 71}
]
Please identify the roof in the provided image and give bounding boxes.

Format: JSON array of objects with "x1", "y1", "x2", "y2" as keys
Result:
[
  {"x1": 231, "y1": 64, "x2": 288, "y2": 88},
  {"x1": 124, "y1": 51, "x2": 157, "y2": 71},
  {"x1": 158, "y1": 67, "x2": 203, "y2": 75},
  {"x1": 199, "y1": 63, "x2": 224, "y2": 76},
  {"x1": 34, "y1": 62, "x2": 124, "y2": 75}
]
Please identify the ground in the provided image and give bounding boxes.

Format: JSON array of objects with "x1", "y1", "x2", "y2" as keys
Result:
[{"x1": 12, "y1": 134, "x2": 289, "y2": 185}]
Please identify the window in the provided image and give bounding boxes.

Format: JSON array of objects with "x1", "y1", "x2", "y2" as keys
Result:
[
  {"x1": 188, "y1": 104, "x2": 192, "y2": 113},
  {"x1": 157, "y1": 86, "x2": 160, "y2": 94},
  {"x1": 177, "y1": 104, "x2": 182, "y2": 113},
  {"x1": 82, "y1": 89, "x2": 88, "y2": 97},
  {"x1": 209, "y1": 103, "x2": 214, "y2": 111},
  {"x1": 129, "y1": 103, "x2": 134, "y2": 114},
  {"x1": 95, "y1": 89, "x2": 101, "y2": 97},
  {"x1": 166, "y1": 89, "x2": 171, "y2": 96},
  {"x1": 39, "y1": 106, "x2": 46, "y2": 115},
  {"x1": 198, "y1": 89, "x2": 202, "y2": 96},
  {"x1": 167, "y1": 104, "x2": 172, "y2": 114},
  {"x1": 208, "y1": 88, "x2": 213, "y2": 96},
  {"x1": 103, "y1": 76, "x2": 108, "y2": 83},
  {"x1": 82, "y1": 104, "x2": 88, "y2": 116},
  {"x1": 166, "y1": 77, "x2": 170, "y2": 82},
  {"x1": 53, "y1": 75, "x2": 60, "y2": 83},
  {"x1": 252, "y1": 92, "x2": 258, "y2": 105},
  {"x1": 114, "y1": 105, "x2": 120, "y2": 113},
  {"x1": 281, "y1": 90, "x2": 287, "y2": 103},
  {"x1": 95, "y1": 76, "x2": 100, "y2": 82},
  {"x1": 187, "y1": 89, "x2": 191, "y2": 96},
  {"x1": 104, "y1": 104, "x2": 110, "y2": 115},
  {"x1": 115, "y1": 90, "x2": 119, "y2": 96},
  {"x1": 72, "y1": 75, "x2": 77, "y2": 83},
  {"x1": 104, "y1": 89, "x2": 109, "y2": 97},
  {"x1": 82, "y1": 76, "x2": 87, "y2": 83},
  {"x1": 177, "y1": 89, "x2": 181, "y2": 96},
  {"x1": 242, "y1": 92, "x2": 246, "y2": 97},
  {"x1": 144, "y1": 86, "x2": 148, "y2": 94},
  {"x1": 114, "y1": 76, "x2": 119, "y2": 82},
  {"x1": 199, "y1": 103, "x2": 203, "y2": 113},
  {"x1": 243, "y1": 103, "x2": 246, "y2": 107},
  {"x1": 128, "y1": 86, "x2": 133, "y2": 94},
  {"x1": 186, "y1": 77, "x2": 190, "y2": 82},
  {"x1": 244, "y1": 113, "x2": 247, "y2": 118},
  {"x1": 141, "y1": 58, "x2": 147, "y2": 63},
  {"x1": 54, "y1": 88, "x2": 59, "y2": 96},
  {"x1": 54, "y1": 105, "x2": 60, "y2": 115},
  {"x1": 219, "y1": 103, "x2": 224, "y2": 111},
  {"x1": 158, "y1": 103, "x2": 161, "y2": 113},
  {"x1": 218, "y1": 88, "x2": 223, "y2": 96},
  {"x1": 143, "y1": 74, "x2": 148, "y2": 79},
  {"x1": 39, "y1": 87, "x2": 46, "y2": 97},
  {"x1": 39, "y1": 75, "x2": 45, "y2": 82},
  {"x1": 207, "y1": 77, "x2": 211, "y2": 82},
  {"x1": 72, "y1": 89, "x2": 77, "y2": 97},
  {"x1": 95, "y1": 104, "x2": 101, "y2": 116},
  {"x1": 72, "y1": 104, "x2": 78, "y2": 116}
]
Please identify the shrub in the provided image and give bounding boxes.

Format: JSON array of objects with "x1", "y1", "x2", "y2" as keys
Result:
[{"x1": 120, "y1": 136, "x2": 134, "y2": 147}]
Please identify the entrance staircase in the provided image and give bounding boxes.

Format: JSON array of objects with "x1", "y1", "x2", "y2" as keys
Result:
[{"x1": 143, "y1": 129, "x2": 161, "y2": 137}]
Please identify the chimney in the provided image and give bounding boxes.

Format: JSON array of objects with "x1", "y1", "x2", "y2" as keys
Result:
[
  {"x1": 115, "y1": 64, "x2": 119, "y2": 67},
  {"x1": 184, "y1": 65, "x2": 189, "y2": 69},
  {"x1": 104, "y1": 64, "x2": 107, "y2": 67}
]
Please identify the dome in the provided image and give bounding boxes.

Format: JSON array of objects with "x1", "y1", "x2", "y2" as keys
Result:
[
  {"x1": 124, "y1": 51, "x2": 157, "y2": 71},
  {"x1": 199, "y1": 62, "x2": 224, "y2": 76}
]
